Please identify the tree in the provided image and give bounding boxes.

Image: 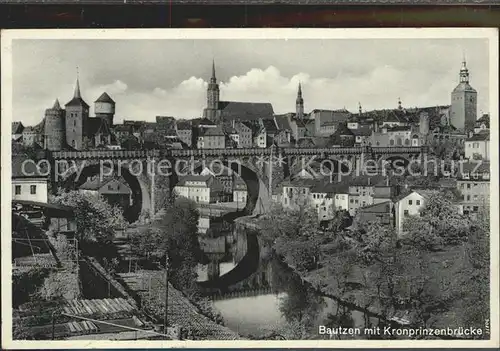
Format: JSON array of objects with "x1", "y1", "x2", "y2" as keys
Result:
[
  {"x1": 129, "y1": 196, "x2": 203, "y2": 295},
  {"x1": 51, "y1": 190, "x2": 127, "y2": 245},
  {"x1": 259, "y1": 202, "x2": 320, "y2": 245},
  {"x1": 403, "y1": 190, "x2": 471, "y2": 251}
]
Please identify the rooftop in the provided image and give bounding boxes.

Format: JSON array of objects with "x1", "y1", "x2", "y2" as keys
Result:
[
  {"x1": 466, "y1": 132, "x2": 490, "y2": 142},
  {"x1": 12, "y1": 156, "x2": 49, "y2": 179},
  {"x1": 218, "y1": 101, "x2": 274, "y2": 121},
  {"x1": 94, "y1": 92, "x2": 115, "y2": 104},
  {"x1": 358, "y1": 201, "x2": 392, "y2": 213}
]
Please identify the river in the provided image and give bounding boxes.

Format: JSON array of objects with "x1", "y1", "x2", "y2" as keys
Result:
[{"x1": 197, "y1": 221, "x2": 381, "y2": 339}]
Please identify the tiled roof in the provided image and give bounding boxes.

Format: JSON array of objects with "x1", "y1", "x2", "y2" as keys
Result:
[
  {"x1": 438, "y1": 178, "x2": 457, "y2": 188},
  {"x1": 22, "y1": 126, "x2": 35, "y2": 133},
  {"x1": 386, "y1": 125, "x2": 412, "y2": 132},
  {"x1": 296, "y1": 137, "x2": 316, "y2": 148},
  {"x1": 88, "y1": 117, "x2": 114, "y2": 138},
  {"x1": 274, "y1": 114, "x2": 292, "y2": 130},
  {"x1": 453, "y1": 82, "x2": 477, "y2": 93},
  {"x1": 358, "y1": 201, "x2": 391, "y2": 213},
  {"x1": 12, "y1": 156, "x2": 49, "y2": 178},
  {"x1": 79, "y1": 177, "x2": 112, "y2": 191},
  {"x1": 261, "y1": 118, "x2": 278, "y2": 133},
  {"x1": 476, "y1": 114, "x2": 489, "y2": 127},
  {"x1": 202, "y1": 125, "x2": 225, "y2": 136},
  {"x1": 156, "y1": 116, "x2": 176, "y2": 130},
  {"x1": 176, "y1": 120, "x2": 192, "y2": 130},
  {"x1": 281, "y1": 177, "x2": 318, "y2": 188},
  {"x1": 332, "y1": 122, "x2": 354, "y2": 136},
  {"x1": 466, "y1": 132, "x2": 489, "y2": 141},
  {"x1": 349, "y1": 175, "x2": 389, "y2": 187},
  {"x1": 177, "y1": 174, "x2": 213, "y2": 187},
  {"x1": 113, "y1": 124, "x2": 132, "y2": 132},
  {"x1": 65, "y1": 96, "x2": 89, "y2": 108},
  {"x1": 119, "y1": 271, "x2": 241, "y2": 340},
  {"x1": 192, "y1": 118, "x2": 216, "y2": 127},
  {"x1": 12, "y1": 122, "x2": 24, "y2": 134},
  {"x1": 218, "y1": 101, "x2": 274, "y2": 121},
  {"x1": 95, "y1": 92, "x2": 115, "y2": 104},
  {"x1": 350, "y1": 126, "x2": 372, "y2": 136},
  {"x1": 63, "y1": 298, "x2": 136, "y2": 318},
  {"x1": 311, "y1": 109, "x2": 351, "y2": 125},
  {"x1": 459, "y1": 161, "x2": 490, "y2": 174}
]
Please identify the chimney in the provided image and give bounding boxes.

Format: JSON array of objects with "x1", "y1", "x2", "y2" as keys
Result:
[
  {"x1": 386, "y1": 176, "x2": 389, "y2": 187},
  {"x1": 368, "y1": 177, "x2": 371, "y2": 186}
]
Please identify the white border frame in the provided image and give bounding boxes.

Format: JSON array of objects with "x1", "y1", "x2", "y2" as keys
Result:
[{"x1": 1, "y1": 28, "x2": 499, "y2": 349}]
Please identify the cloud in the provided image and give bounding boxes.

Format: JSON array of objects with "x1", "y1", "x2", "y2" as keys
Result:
[
  {"x1": 85, "y1": 64, "x2": 490, "y2": 123},
  {"x1": 11, "y1": 38, "x2": 490, "y2": 126}
]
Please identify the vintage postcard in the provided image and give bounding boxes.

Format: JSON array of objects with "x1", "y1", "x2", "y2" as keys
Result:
[{"x1": 1, "y1": 28, "x2": 499, "y2": 348}]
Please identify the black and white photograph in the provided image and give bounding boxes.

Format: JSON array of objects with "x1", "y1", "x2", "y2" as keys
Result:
[{"x1": 1, "y1": 28, "x2": 498, "y2": 347}]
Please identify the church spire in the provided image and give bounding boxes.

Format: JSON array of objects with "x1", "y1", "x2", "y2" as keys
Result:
[
  {"x1": 74, "y1": 68, "x2": 81, "y2": 99},
  {"x1": 398, "y1": 97, "x2": 402, "y2": 110},
  {"x1": 211, "y1": 59, "x2": 216, "y2": 83},
  {"x1": 296, "y1": 82, "x2": 304, "y2": 119},
  {"x1": 52, "y1": 98, "x2": 61, "y2": 110},
  {"x1": 358, "y1": 102, "x2": 362, "y2": 115}
]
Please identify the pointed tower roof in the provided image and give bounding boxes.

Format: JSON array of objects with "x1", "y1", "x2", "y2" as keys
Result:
[
  {"x1": 74, "y1": 76, "x2": 81, "y2": 98},
  {"x1": 52, "y1": 99, "x2": 61, "y2": 110},
  {"x1": 298, "y1": 82, "x2": 302, "y2": 95},
  {"x1": 65, "y1": 76, "x2": 89, "y2": 108},
  {"x1": 211, "y1": 59, "x2": 217, "y2": 83},
  {"x1": 95, "y1": 92, "x2": 115, "y2": 104}
]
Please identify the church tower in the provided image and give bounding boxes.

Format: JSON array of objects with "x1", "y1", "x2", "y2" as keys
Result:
[
  {"x1": 450, "y1": 58, "x2": 477, "y2": 132},
  {"x1": 296, "y1": 82, "x2": 304, "y2": 119},
  {"x1": 204, "y1": 60, "x2": 220, "y2": 121},
  {"x1": 65, "y1": 74, "x2": 89, "y2": 150}
]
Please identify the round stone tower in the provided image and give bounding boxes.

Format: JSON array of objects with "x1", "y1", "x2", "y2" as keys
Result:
[
  {"x1": 94, "y1": 92, "x2": 115, "y2": 126},
  {"x1": 44, "y1": 99, "x2": 65, "y2": 150}
]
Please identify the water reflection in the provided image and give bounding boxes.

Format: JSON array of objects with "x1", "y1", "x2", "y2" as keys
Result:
[{"x1": 198, "y1": 223, "x2": 381, "y2": 339}]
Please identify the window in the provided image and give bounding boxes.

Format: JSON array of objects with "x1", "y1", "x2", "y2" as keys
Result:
[
  {"x1": 350, "y1": 199, "x2": 354, "y2": 203},
  {"x1": 473, "y1": 206, "x2": 479, "y2": 212},
  {"x1": 30, "y1": 185, "x2": 36, "y2": 194},
  {"x1": 467, "y1": 184, "x2": 471, "y2": 189},
  {"x1": 404, "y1": 210, "x2": 409, "y2": 217},
  {"x1": 416, "y1": 200, "x2": 420, "y2": 206},
  {"x1": 355, "y1": 200, "x2": 359, "y2": 204},
  {"x1": 390, "y1": 139, "x2": 395, "y2": 146},
  {"x1": 74, "y1": 120, "x2": 76, "y2": 126},
  {"x1": 408, "y1": 200, "x2": 413, "y2": 205},
  {"x1": 15, "y1": 185, "x2": 21, "y2": 195},
  {"x1": 467, "y1": 195, "x2": 471, "y2": 201}
]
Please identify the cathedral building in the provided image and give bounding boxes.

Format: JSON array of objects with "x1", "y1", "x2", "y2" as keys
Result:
[
  {"x1": 450, "y1": 59, "x2": 477, "y2": 133},
  {"x1": 202, "y1": 61, "x2": 274, "y2": 123}
]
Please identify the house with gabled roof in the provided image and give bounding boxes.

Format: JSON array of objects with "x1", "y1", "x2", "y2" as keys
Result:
[{"x1": 465, "y1": 131, "x2": 490, "y2": 160}]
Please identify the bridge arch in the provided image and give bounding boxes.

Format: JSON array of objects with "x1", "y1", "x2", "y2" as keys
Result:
[
  {"x1": 171, "y1": 158, "x2": 268, "y2": 216},
  {"x1": 59, "y1": 162, "x2": 151, "y2": 223}
]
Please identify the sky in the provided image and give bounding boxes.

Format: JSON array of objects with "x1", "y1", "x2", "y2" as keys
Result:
[{"x1": 12, "y1": 38, "x2": 490, "y2": 126}]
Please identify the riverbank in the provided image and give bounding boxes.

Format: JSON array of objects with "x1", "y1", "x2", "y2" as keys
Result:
[{"x1": 279, "y1": 242, "x2": 471, "y2": 335}]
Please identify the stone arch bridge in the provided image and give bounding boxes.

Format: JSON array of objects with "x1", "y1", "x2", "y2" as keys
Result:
[{"x1": 44, "y1": 146, "x2": 428, "y2": 222}]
